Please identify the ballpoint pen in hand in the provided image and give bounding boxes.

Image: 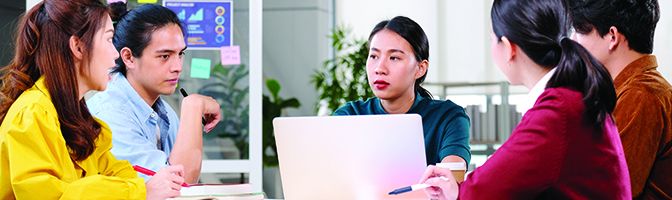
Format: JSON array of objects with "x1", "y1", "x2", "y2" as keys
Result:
[
  {"x1": 179, "y1": 87, "x2": 207, "y2": 125},
  {"x1": 133, "y1": 165, "x2": 189, "y2": 187},
  {"x1": 388, "y1": 176, "x2": 450, "y2": 195}
]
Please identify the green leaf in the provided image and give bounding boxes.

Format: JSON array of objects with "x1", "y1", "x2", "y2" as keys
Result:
[
  {"x1": 266, "y1": 79, "x2": 281, "y2": 97},
  {"x1": 280, "y1": 98, "x2": 301, "y2": 108},
  {"x1": 310, "y1": 26, "x2": 373, "y2": 114}
]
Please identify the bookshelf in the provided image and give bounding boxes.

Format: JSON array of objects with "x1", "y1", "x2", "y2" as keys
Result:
[{"x1": 424, "y1": 81, "x2": 522, "y2": 157}]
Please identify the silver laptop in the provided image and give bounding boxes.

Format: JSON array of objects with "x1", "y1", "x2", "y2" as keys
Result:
[{"x1": 273, "y1": 114, "x2": 428, "y2": 199}]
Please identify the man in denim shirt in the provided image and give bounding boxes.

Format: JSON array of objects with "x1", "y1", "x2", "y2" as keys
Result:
[{"x1": 88, "y1": 4, "x2": 221, "y2": 183}]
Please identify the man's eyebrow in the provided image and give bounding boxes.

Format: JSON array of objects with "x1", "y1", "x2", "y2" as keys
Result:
[{"x1": 155, "y1": 49, "x2": 177, "y2": 54}]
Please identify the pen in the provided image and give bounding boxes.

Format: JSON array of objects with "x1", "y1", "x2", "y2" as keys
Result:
[
  {"x1": 179, "y1": 88, "x2": 207, "y2": 125},
  {"x1": 388, "y1": 176, "x2": 449, "y2": 195},
  {"x1": 133, "y1": 165, "x2": 190, "y2": 187},
  {"x1": 388, "y1": 183, "x2": 431, "y2": 195}
]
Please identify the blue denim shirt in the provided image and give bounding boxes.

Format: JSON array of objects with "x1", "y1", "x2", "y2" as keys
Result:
[{"x1": 87, "y1": 74, "x2": 179, "y2": 180}]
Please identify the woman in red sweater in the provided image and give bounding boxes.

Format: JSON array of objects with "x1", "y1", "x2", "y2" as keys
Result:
[{"x1": 419, "y1": 0, "x2": 631, "y2": 199}]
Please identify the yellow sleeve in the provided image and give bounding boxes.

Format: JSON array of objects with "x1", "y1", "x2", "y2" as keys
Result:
[
  {"x1": 94, "y1": 120, "x2": 144, "y2": 179},
  {"x1": 60, "y1": 174, "x2": 146, "y2": 200},
  {"x1": 2, "y1": 103, "x2": 146, "y2": 199},
  {"x1": 62, "y1": 143, "x2": 147, "y2": 200}
]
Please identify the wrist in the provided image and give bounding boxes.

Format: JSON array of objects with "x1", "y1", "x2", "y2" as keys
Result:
[{"x1": 182, "y1": 96, "x2": 204, "y2": 112}]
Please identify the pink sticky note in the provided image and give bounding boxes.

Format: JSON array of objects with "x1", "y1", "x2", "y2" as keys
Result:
[
  {"x1": 220, "y1": 45, "x2": 241, "y2": 66},
  {"x1": 107, "y1": 0, "x2": 126, "y2": 3}
]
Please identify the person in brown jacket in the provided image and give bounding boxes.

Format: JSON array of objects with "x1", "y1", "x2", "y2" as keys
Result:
[{"x1": 569, "y1": 0, "x2": 672, "y2": 199}]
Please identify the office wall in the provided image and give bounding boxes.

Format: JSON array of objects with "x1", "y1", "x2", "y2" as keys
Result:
[
  {"x1": 26, "y1": 0, "x2": 38, "y2": 11},
  {"x1": 0, "y1": 1, "x2": 24, "y2": 66},
  {"x1": 437, "y1": 1, "x2": 501, "y2": 84},
  {"x1": 655, "y1": 0, "x2": 672, "y2": 80},
  {"x1": 263, "y1": 0, "x2": 332, "y2": 116}
]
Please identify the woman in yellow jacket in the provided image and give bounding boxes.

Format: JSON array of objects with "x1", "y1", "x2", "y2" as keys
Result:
[{"x1": 0, "y1": 0, "x2": 185, "y2": 199}]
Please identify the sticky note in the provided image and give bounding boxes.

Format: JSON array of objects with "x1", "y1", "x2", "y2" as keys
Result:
[
  {"x1": 137, "y1": 0, "x2": 157, "y2": 4},
  {"x1": 190, "y1": 58, "x2": 211, "y2": 79},
  {"x1": 220, "y1": 45, "x2": 241, "y2": 65}
]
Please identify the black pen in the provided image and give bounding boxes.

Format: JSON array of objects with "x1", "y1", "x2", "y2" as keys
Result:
[{"x1": 179, "y1": 87, "x2": 207, "y2": 125}]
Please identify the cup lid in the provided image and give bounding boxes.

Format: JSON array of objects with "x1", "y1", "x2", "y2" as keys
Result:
[{"x1": 436, "y1": 162, "x2": 466, "y2": 170}]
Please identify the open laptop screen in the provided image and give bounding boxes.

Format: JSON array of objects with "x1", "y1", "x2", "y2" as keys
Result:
[{"x1": 274, "y1": 114, "x2": 427, "y2": 199}]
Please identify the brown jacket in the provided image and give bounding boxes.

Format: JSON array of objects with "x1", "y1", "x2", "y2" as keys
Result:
[{"x1": 613, "y1": 55, "x2": 672, "y2": 199}]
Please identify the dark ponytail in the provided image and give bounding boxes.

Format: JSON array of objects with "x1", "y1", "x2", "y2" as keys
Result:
[
  {"x1": 548, "y1": 38, "x2": 616, "y2": 129},
  {"x1": 492, "y1": 0, "x2": 616, "y2": 130},
  {"x1": 110, "y1": 3, "x2": 184, "y2": 76},
  {"x1": 369, "y1": 16, "x2": 432, "y2": 99}
]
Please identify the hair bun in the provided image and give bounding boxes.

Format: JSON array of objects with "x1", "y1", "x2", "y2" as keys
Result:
[{"x1": 109, "y1": 2, "x2": 128, "y2": 23}]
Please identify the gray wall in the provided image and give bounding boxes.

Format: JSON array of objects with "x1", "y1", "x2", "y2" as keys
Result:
[
  {"x1": 262, "y1": 0, "x2": 332, "y2": 116},
  {"x1": 0, "y1": 1, "x2": 25, "y2": 67}
]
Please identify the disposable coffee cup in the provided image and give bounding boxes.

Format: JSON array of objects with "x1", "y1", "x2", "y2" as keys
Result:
[{"x1": 436, "y1": 162, "x2": 467, "y2": 183}]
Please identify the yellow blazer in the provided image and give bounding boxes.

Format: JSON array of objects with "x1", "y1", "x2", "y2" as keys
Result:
[{"x1": 0, "y1": 77, "x2": 145, "y2": 199}]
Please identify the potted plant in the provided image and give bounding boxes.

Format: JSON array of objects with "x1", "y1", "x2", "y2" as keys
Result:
[
  {"x1": 262, "y1": 79, "x2": 300, "y2": 166},
  {"x1": 262, "y1": 78, "x2": 300, "y2": 198},
  {"x1": 311, "y1": 26, "x2": 373, "y2": 114},
  {"x1": 198, "y1": 63, "x2": 249, "y2": 183}
]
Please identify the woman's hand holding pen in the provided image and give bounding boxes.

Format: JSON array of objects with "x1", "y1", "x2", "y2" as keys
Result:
[
  {"x1": 146, "y1": 165, "x2": 185, "y2": 200},
  {"x1": 419, "y1": 165, "x2": 459, "y2": 200}
]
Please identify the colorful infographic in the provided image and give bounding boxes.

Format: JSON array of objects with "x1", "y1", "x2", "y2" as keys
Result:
[{"x1": 163, "y1": 0, "x2": 233, "y2": 49}]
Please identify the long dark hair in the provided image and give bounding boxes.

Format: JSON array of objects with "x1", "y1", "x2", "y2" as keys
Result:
[
  {"x1": 0, "y1": 0, "x2": 109, "y2": 161},
  {"x1": 108, "y1": 2, "x2": 184, "y2": 76},
  {"x1": 491, "y1": 0, "x2": 616, "y2": 130},
  {"x1": 368, "y1": 16, "x2": 432, "y2": 98}
]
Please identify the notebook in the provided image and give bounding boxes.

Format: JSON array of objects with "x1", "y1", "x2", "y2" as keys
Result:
[{"x1": 169, "y1": 184, "x2": 265, "y2": 200}]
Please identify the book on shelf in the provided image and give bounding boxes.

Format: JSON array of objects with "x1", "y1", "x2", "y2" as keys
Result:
[
  {"x1": 465, "y1": 105, "x2": 479, "y2": 142},
  {"x1": 488, "y1": 104, "x2": 498, "y2": 142}
]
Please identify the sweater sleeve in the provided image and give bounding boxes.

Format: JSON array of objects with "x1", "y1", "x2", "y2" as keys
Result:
[
  {"x1": 458, "y1": 89, "x2": 568, "y2": 199},
  {"x1": 612, "y1": 88, "x2": 664, "y2": 196}
]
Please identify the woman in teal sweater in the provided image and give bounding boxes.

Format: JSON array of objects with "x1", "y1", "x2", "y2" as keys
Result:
[{"x1": 333, "y1": 16, "x2": 470, "y2": 166}]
